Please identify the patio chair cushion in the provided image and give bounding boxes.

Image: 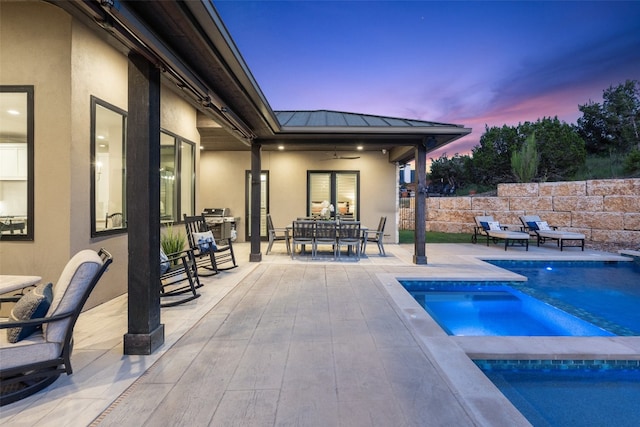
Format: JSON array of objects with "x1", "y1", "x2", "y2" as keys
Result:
[
  {"x1": 0, "y1": 329, "x2": 62, "y2": 370},
  {"x1": 479, "y1": 221, "x2": 490, "y2": 231},
  {"x1": 160, "y1": 246, "x2": 170, "y2": 274},
  {"x1": 192, "y1": 230, "x2": 217, "y2": 252},
  {"x1": 535, "y1": 221, "x2": 551, "y2": 231},
  {"x1": 6, "y1": 282, "x2": 53, "y2": 343},
  {"x1": 44, "y1": 250, "x2": 103, "y2": 344}
]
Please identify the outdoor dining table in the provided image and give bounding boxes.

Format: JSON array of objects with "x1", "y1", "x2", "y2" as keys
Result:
[
  {"x1": 0, "y1": 275, "x2": 42, "y2": 295},
  {"x1": 286, "y1": 221, "x2": 368, "y2": 257}
]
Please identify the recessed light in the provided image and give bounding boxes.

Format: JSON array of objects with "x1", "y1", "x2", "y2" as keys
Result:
[
  {"x1": 7, "y1": 109, "x2": 19, "y2": 115},
  {"x1": 356, "y1": 146, "x2": 363, "y2": 150},
  {"x1": 278, "y1": 145, "x2": 285, "y2": 150}
]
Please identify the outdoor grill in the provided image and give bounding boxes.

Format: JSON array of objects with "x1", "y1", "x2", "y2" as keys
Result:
[{"x1": 203, "y1": 208, "x2": 239, "y2": 241}]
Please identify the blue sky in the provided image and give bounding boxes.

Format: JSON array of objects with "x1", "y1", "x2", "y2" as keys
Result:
[{"x1": 214, "y1": 1, "x2": 640, "y2": 159}]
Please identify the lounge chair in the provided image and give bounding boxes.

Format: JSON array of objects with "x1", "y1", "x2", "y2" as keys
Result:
[
  {"x1": 0, "y1": 249, "x2": 112, "y2": 405},
  {"x1": 473, "y1": 215, "x2": 529, "y2": 251},
  {"x1": 520, "y1": 215, "x2": 585, "y2": 251}
]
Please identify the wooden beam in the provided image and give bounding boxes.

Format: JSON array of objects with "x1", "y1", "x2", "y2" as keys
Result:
[
  {"x1": 124, "y1": 53, "x2": 165, "y2": 354},
  {"x1": 249, "y1": 142, "x2": 262, "y2": 262},
  {"x1": 413, "y1": 140, "x2": 427, "y2": 264}
]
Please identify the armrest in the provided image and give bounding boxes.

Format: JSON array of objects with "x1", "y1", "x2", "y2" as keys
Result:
[{"x1": 0, "y1": 311, "x2": 74, "y2": 330}]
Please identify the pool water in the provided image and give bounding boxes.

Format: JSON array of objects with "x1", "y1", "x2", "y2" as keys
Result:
[
  {"x1": 407, "y1": 283, "x2": 612, "y2": 336},
  {"x1": 477, "y1": 360, "x2": 640, "y2": 426},
  {"x1": 486, "y1": 260, "x2": 640, "y2": 335}
]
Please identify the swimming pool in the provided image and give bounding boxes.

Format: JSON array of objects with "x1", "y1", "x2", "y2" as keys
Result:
[
  {"x1": 487, "y1": 260, "x2": 640, "y2": 335},
  {"x1": 404, "y1": 282, "x2": 613, "y2": 336},
  {"x1": 477, "y1": 359, "x2": 640, "y2": 426}
]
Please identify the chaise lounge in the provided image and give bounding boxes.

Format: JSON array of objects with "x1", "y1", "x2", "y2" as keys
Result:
[
  {"x1": 473, "y1": 215, "x2": 530, "y2": 251},
  {"x1": 520, "y1": 215, "x2": 585, "y2": 251}
]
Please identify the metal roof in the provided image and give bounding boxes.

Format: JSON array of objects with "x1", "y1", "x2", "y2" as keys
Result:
[{"x1": 275, "y1": 110, "x2": 462, "y2": 129}]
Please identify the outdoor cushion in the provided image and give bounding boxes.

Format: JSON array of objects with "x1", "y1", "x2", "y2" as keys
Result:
[
  {"x1": 526, "y1": 221, "x2": 539, "y2": 230},
  {"x1": 160, "y1": 246, "x2": 170, "y2": 274},
  {"x1": 7, "y1": 282, "x2": 53, "y2": 343},
  {"x1": 479, "y1": 221, "x2": 490, "y2": 231},
  {"x1": 487, "y1": 221, "x2": 501, "y2": 231},
  {"x1": 536, "y1": 221, "x2": 551, "y2": 231},
  {"x1": 0, "y1": 330, "x2": 62, "y2": 370},
  {"x1": 45, "y1": 250, "x2": 103, "y2": 343},
  {"x1": 193, "y1": 230, "x2": 217, "y2": 252}
]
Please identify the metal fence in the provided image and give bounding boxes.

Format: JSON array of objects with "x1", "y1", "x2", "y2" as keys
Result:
[{"x1": 399, "y1": 196, "x2": 415, "y2": 230}]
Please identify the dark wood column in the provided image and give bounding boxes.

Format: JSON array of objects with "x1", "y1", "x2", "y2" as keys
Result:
[
  {"x1": 249, "y1": 142, "x2": 262, "y2": 262},
  {"x1": 413, "y1": 140, "x2": 428, "y2": 264},
  {"x1": 123, "y1": 53, "x2": 165, "y2": 354}
]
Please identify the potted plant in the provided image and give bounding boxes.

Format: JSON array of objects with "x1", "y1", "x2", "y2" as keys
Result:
[{"x1": 161, "y1": 223, "x2": 186, "y2": 266}]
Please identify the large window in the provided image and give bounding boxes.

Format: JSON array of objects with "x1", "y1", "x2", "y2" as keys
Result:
[
  {"x1": 160, "y1": 130, "x2": 195, "y2": 222},
  {"x1": 0, "y1": 87, "x2": 34, "y2": 240},
  {"x1": 308, "y1": 171, "x2": 359, "y2": 219},
  {"x1": 91, "y1": 97, "x2": 126, "y2": 237}
]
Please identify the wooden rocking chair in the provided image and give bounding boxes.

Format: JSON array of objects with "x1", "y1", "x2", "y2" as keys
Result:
[{"x1": 183, "y1": 214, "x2": 237, "y2": 275}]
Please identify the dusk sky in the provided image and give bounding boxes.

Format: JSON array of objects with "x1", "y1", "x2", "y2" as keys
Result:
[{"x1": 215, "y1": 1, "x2": 640, "y2": 160}]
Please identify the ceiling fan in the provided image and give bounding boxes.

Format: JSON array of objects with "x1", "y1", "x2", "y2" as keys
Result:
[{"x1": 322, "y1": 147, "x2": 361, "y2": 160}]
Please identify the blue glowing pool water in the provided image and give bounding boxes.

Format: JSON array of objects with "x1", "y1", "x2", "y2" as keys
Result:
[
  {"x1": 477, "y1": 360, "x2": 640, "y2": 426},
  {"x1": 486, "y1": 260, "x2": 640, "y2": 336},
  {"x1": 402, "y1": 282, "x2": 613, "y2": 336}
]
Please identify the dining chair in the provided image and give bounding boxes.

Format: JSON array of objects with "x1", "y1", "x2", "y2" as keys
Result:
[
  {"x1": 338, "y1": 221, "x2": 362, "y2": 260},
  {"x1": 362, "y1": 216, "x2": 386, "y2": 256},
  {"x1": 291, "y1": 220, "x2": 315, "y2": 259},
  {"x1": 313, "y1": 220, "x2": 337, "y2": 259},
  {"x1": 266, "y1": 214, "x2": 290, "y2": 254}
]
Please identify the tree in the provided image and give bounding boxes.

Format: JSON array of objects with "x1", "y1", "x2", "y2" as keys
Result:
[
  {"x1": 577, "y1": 80, "x2": 640, "y2": 155},
  {"x1": 520, "y1": 117, "x2": 586, "y2": 181},
  {"x1": 428, "y1": 153, "x2": 471, "y2": 192},
  {"x1": 511, "y1": 132, "x2": 538, "y2": 182},
  {"x1": 469, "y1": 125, "x2": 521, "y2": 185}
]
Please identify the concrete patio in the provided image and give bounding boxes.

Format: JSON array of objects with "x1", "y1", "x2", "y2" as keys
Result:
[{"x1": 1, "y1": 242, "x2": 637, "y2": 426}]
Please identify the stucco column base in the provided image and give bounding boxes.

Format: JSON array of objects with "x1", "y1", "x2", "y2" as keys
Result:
[
  {"x1": 250, "y1": 252, "x2": 263, "y2": 262},
  {"x1": 413, "y1": 255, "x2": 428, "y2": 265},
  {"x1": 123, "y1": 324, "x2": 165, "y2": 355}
]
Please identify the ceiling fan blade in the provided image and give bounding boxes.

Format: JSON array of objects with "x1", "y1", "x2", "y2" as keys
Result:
[{"x1": 338, "y1": 155, "x2": 360, "y2": 160}]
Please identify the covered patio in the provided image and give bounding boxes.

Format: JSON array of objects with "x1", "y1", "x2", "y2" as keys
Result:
[{"x1": 2, "y1": 242, "x2": 637, "y2": 426}]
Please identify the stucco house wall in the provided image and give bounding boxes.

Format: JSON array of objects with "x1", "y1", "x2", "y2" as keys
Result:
[
  {"x1": 199, "y1": 150, "x2": 399, "y2": 244},
  {"x1": 0, "y1": 2, "x2": 205, "y2": 309}
]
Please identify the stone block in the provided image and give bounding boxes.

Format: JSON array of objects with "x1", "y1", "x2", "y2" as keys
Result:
[
  {"x1": 509, "y1": 197, "x2": 552, "y2": 211},
  {"x1": 587, "y1": 178, "x2": 640, "y2": 196},
  {"x1": 470, "y1": 197, "x2": 510, "y2": 212},
  {"x1": 426, "y1": 198, "x2": 440, "y2": 209},
  {"x1": 624, "y1": 213, "x2": 640, "y2": 231},
  {"x1": 497, "y1": 183, "x2": 538, "y2": 197},
  {"x1": 427, "y1": 221, "x2": 467, "y2": 234},
  {"x1": 572, "y1": 212, "x2": 624, "y2": 230},
  {"x1": 553, "y1": 196, "x2": 603, "y2": 212},
  {"x1": 604, "y1": 196, "x2": 640, "y2": 213},
  {"x1": 438, "y1": 197, "x2": 472, "y2": 210},
  {"x1": 532, "y1": 211, "x2": 572, "y2": 227},
  {"x1": 591, "y1": 229, "x2": 640, "y2": 246},
  {"x1": 539, "y1": 181, "x2": 587, "y2": 196}
]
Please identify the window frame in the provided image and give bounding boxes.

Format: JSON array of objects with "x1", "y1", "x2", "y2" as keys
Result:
[
  {"x1": 90, "y1": 96, "x2": 127, "y2": 237},
  {"x1": 159, "y1": 129, "x2": 196, "y2": 223},
  {"x1": 307, "y1": 170, "x2": 360, "y2": 220},
  {"x1": 0, "y1": 86, "x2": 34, "y2": 241}
]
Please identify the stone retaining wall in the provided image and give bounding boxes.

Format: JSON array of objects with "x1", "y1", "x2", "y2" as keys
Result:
[{"x1": 421, "y1": 178, "x2": 640, "y2": 246}]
